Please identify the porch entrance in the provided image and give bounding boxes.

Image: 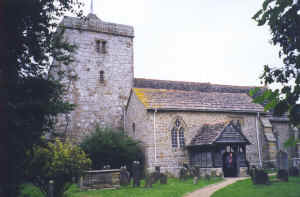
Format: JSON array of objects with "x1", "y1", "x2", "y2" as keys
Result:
[{"x1": 187, "y1": 121, "x2": 250, "y2": 177}]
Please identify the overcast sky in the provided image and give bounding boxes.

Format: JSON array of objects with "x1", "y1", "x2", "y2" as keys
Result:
[{"x1": 78, "y1": 0, "x2": 282, "y2": 86}]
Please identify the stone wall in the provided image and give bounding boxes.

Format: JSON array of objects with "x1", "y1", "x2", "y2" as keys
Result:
[
  {"x1": 125, "y1": 93, "x2": 263, "y2": 176},
  {"x1": 126, "y1": 92, "x2": 292, "y2": 176},
  {"x1": 50, "y1": 14, "x2": 134, "y2": 139}
]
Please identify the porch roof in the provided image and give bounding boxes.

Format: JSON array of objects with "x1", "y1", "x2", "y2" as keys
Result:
[{"x1": 188, "y1": 121, "x2": 250, "y2": 147}]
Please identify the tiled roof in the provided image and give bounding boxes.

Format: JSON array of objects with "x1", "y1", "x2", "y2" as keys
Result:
[
  {"x1": 133, "y1": 88, "x2": 264, "y2": 113},
  {"x1": 189, "y1": 121, "x2": 250, "y2": 146},
  {"x1": 134, "y1": 78, "x2": 259, "y2": 94},
  {"x1": 190, "y1": 123, "x2": 225, "y2": 146}
]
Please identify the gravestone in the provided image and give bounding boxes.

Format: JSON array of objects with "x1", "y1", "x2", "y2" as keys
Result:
[
  {"x1": 179, "y1": 167, "x2": 188, "y2": 181},
  {"x1": 120, "y1": 166, "x2": 130, "y2": 186},
  {"x1": 250, "y1": 166, "x2": 269, "y2": 185},
  {"x1": 276, "y1": 151, "x2": 289, "y2": 182},
  {"x1": 277, "y1": 151, "x2": 289, "y2": 170},
  {"x1": 193, "y1": 176, "x2": 198, "y2": 184},
  {"x1": 132, "y1": 161, "x2": 141, "y2": 187},
  {"x1": 277, "y1": 169, "x2": 289, "y2": 182},
  {"x1": 289, "y1": 167, "x2": 299, "y2": 176},
  {"x1": 160, "y1": 174, "x2": 167, "y2": 184}
]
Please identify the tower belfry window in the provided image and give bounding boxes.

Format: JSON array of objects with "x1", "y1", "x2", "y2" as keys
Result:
[
  {"x1": 96, "y1": 40, "x2": 107, "y2": 54},
  {"x1": 99, "y1": 70, "x2": 104, "y2": 83}
]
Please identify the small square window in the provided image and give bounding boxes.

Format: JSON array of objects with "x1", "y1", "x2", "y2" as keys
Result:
[
  {"x1": 99, "y1": 70, "x2": 104, "y2": 83},
  {"x1": 96, "y1": 40, "x2": 107, "y2": 54}
]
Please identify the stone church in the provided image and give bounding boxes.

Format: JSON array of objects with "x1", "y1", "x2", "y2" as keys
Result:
[{"x1": 51, "y1": 13, "x2": 292, "y2": 177}]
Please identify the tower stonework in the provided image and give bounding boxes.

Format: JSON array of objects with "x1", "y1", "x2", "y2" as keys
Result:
[{"x1": 51, "y1": 14, "x2": 134, "y2": 138}]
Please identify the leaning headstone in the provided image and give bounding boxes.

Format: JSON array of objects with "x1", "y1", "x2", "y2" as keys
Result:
[
  {"x1": 132, "y1": 161, "x2": 141, "y2": 187},
  {"x1": 160, "y1": 173, "x2": 167, "y2": 184},
  {"x1": 120, "y1": 166, "x2": 130, "y2": 186}
]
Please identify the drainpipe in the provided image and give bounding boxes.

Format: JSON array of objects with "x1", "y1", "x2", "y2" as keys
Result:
[
  {"x1": 123, "y1": 106, "x2": 126, "y2": 132},
  {"x1": 255, "y1": 112, "x2": 263, "y2": 168},
  {"x1": 153, "y1": 109, "x2": 157, "y2": 163}
]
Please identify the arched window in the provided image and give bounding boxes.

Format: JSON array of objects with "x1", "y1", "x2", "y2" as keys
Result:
[
  {"x1": 99, "y1": 70, "x2": 104, "y2": 83},
  {"x1": 171, "y1": 118, "x2": 185, "y2": 148}
]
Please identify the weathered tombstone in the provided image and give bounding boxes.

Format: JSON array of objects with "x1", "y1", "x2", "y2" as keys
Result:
[
  {"x1": 205, "y1": 173, "x2": 210, "y2": 181},
  {"x1": 144, "y1": 174, "x2": 154, "y2": 188},
  {"x1": 132, "y1": 161, "x2": 141, "y2": 187},
  {"x1": 277, "y1": 169, "x2": 289, "y2": 182},
  {"x1": 193, "y1": 176, "x2": 198, "y2": 185},
  {"x1": 289, "y1": 167, "x2": 299, "y2": 176},
  {"x1": 277, "y1": 151, "x2": 289, "y2": 170},
  {"x1": 276, "y1": 151, "x2": 289, "y2": 182},
  {"x1": 211, "y1": 170, "x2": 217, "y2": 178},
  {"x1": 179, "y1": 167, "x2": 188, "y2": 181},
  {"x1": 250, "y1": 167, "x2": 269, "y2": 185},
  {"x1": 120, "y1": 166, "x2": 130, "y2": 186},
  {"x1": 160, "y1": 173, "x2": 167, "y2": 184}
]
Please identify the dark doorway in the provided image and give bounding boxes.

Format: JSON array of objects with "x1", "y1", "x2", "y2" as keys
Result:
[{"x1": 222, "y1": 152, "x2": 238, "y2": 177}]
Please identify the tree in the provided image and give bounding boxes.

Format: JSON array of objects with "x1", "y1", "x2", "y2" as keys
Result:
[
  {"x1": 252, "y1": 0, "x2": 300, "y2": 126},
  {"x1": 80, "y1": 127, "x2": 145, "y2": 172},
  {"x1": 26, "y1": 138, "x2": 91, "y2": 197},
  {"x1": 0, "y1": 1, "x2": 83, "y2": 196}
]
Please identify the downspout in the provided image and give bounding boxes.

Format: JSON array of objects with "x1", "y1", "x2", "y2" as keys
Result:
[
  {"x1": 255, "y1": 112, "x2": 263, "y2": 168},
  {"x1": 153, "y1": 109, "x2": 157, "y2": 162},
  {"x1": 123, "y1": 106, "x2": 126, "y2": 133}
]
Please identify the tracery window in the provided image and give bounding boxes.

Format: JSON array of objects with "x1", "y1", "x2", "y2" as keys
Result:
[{"x1": 171, "y1": 118, "x2": 186, "y2": 148}]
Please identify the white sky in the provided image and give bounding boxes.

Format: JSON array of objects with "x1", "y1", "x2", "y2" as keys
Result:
[{"x1": 78, "y1": 0, "x2": 282, "y2": 86}]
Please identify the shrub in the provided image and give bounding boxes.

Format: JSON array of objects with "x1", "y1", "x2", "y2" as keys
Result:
[
  {"x1": 26, "y1": 138, "x2": 91, "y2": 197},
  {"x1": 80, "y1": 127, "x2": 145, "y2": 171}
]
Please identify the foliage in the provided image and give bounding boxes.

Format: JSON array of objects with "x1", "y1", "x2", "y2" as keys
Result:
[
  {"x1": 19, "y1": 183, "x2": 44, "y2": 197},
  {"x1": 0, "y1": 1, "x2": 83, "y2": 196},
  {"x1": 80, "y1": 127, "x2": 145, "y2": 171},
  {"x1": 26, "y1": 138, "x2": 91, "y2": 197},
  {"x1": 252, "y1": 0, "x2": 300, "y2": 126},
  {"x1": 212, "y1": 176, "x2": 300, "y2": 197}
]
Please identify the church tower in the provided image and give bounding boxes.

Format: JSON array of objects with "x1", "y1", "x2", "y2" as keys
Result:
[{"x1": 51, "y1": 13, "x2": 134, "y2": 139}]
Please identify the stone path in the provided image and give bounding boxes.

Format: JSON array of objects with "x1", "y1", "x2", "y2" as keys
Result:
[{"x1": 184, "y1": 177, "x2": 248, "y2": 197}]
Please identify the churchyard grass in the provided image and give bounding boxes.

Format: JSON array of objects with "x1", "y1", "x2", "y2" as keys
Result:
[
  {"x1": 212, "y1": 176, "x2": 300, "y2": 197},
  {"x1": 21, "y1": 177, "x2": 223, "y2": 197}
]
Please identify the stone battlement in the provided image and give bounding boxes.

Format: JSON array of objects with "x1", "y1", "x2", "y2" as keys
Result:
[{"x1": 60, "y1": 14, "x2": 134, "y2": 38}]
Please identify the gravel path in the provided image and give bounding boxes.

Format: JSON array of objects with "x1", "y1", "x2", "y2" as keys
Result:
[{"x1": 184, "y1": 177, "x2": 248, "y2": 197}]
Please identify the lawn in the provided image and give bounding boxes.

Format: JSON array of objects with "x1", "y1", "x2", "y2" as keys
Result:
[
  {"x1": 212, "y1": 176, "x2": 300, "y2": 197},
  {"x1": 21, "y1": 177, "x2": 223, "y2": 197}
]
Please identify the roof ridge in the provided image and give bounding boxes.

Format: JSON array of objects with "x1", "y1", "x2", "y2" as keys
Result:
[{"x1": 134, "y1": 78, "x2": 263, "y2": 89}]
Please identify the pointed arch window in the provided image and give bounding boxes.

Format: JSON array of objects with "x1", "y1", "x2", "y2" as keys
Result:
[{"x1": 171, "y1": 118, "x2": 186, "y2": 148}]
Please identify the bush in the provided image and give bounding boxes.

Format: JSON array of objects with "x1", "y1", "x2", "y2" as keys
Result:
[
  {"x1": 26, "y1": 138, "x2": 91, "y2": 197},
  {"x1": 80, "y1": 127, "x2": 145, "y2": 171}
]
